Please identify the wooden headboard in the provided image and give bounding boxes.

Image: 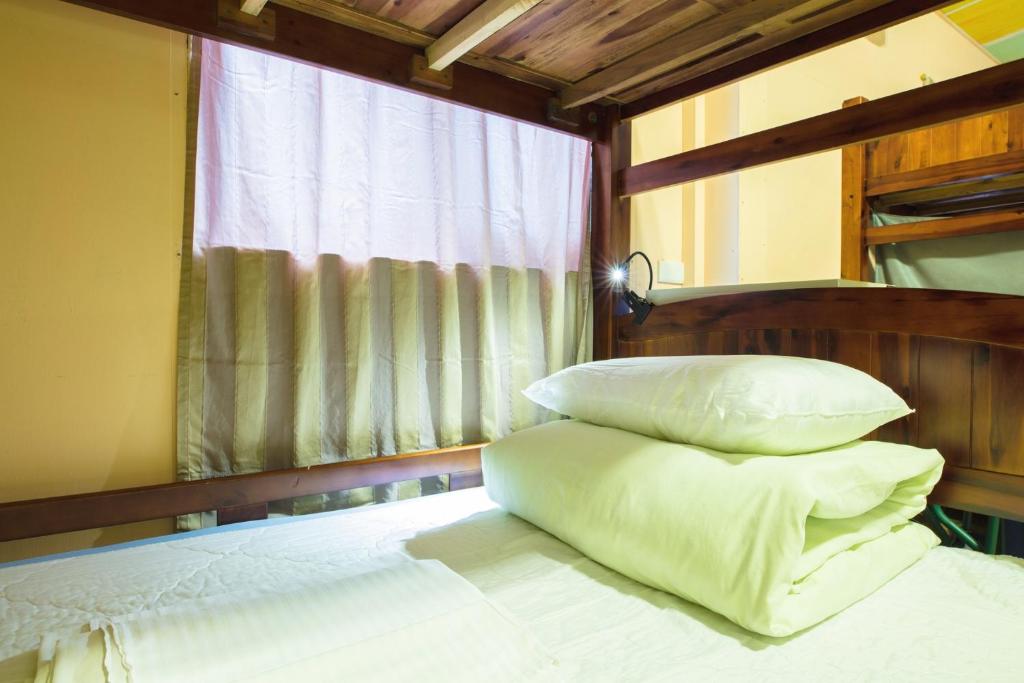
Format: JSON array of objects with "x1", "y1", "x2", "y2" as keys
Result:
[{"x1": 614, "y1": 287, "x2": 1024, "y2": 522}]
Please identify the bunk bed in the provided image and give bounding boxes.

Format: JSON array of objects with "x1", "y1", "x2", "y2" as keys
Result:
[
  {"x1": 841, "y1": 98, "x2": 1024, "y2": 280},
  {"x1": 4, "y1": 0, "x2": 1024, "y2": 680}
]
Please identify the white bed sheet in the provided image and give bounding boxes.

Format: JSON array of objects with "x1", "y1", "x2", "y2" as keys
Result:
[{"x1": 2, "y1": 488, "x2": 1023, "y2": 682}]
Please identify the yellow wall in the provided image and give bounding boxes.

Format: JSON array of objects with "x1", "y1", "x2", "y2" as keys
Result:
[
  {"x1": 631, "y1": 12, "x2": 996, "y2": 286},
  {"x1": 734, "y1": 12, "x2": 995, "y2": 284},
  {"x1": 0, "y1": 0, "x2": 187, "y2": 562},
  {"x1": 631, "y1": 103, "x2": 685, "y2": 290}
]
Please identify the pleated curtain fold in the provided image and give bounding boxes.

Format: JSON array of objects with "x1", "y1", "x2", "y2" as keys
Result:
[{"x1": 177, "y1": 40, "x2": 592, "y2": 523}]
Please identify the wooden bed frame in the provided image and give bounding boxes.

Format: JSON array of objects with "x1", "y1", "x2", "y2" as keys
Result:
[
  {"x1": 841, "y1": 99, "x2": 1024, "y2": 280},
  {"x1": 4, "y1": 0, "x2": 1024, "y2": 546},
  {"x1": 614, "y1": 287, "x2": 1024, "y2": 523}
]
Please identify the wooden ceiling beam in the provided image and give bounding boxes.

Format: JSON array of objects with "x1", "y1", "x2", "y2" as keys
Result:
[
  {"x1": 426, "y1": 0, "x2": 544, "y2": 71},
  {"x1": 59, "y1": 0, "x2": 603, "y2": 140},
  {"x1": 620, "y1": 58, "x2": 1024, "y2": 196},
  {"x1": 614, "y1": 1, "x2": 896, "y2": 105},
  {"x1": 273, "y1": 0, "x2": 573, "y2": 93},
  {"x1": 560, "y1": 0, "x2": 789, "y2": 109},
  {"x1": 240, "y1": 0, "x2": 269, "y2": 15},
  {"x1": 621, "y1": 0, "x2": 954, "y2": 119}
]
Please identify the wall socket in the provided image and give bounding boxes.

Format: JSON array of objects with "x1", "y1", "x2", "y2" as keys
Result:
[{"x1": 658, "y1": 260, "x2": 685, "y2": 285}]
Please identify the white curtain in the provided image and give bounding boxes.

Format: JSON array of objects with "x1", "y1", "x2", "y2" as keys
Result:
[
  {"x1": 195, "y1": 40, "x2": 590, "y2": 272},
  {"x1": 177, "y1": 40, "x2": 592, "y2": 518}
]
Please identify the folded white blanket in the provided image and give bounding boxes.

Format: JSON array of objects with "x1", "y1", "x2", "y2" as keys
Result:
[
  {"x1": 34, "y1": 559, "x2": 561, "y2": 683},
  {"x1": 484, "y1": 420, "x2": 944, "y2": 637}
]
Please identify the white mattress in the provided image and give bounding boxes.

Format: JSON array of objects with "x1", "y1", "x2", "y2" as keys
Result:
[{"x1": 2, "y1": 488, "x2": 1023, "y2": 682}]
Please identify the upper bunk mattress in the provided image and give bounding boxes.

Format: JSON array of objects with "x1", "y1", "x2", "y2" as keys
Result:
[{"x1": 2, "y1": 488, "x2": 1023, "y2": 682}]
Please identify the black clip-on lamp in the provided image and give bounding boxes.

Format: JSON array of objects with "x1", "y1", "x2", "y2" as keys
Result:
[{"x1": 610, "y1": 250, "x2": 655, "y2": 325}]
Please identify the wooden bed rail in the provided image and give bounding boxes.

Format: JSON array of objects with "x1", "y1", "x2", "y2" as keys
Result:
[
  {"x1": 864, "y1": 211, "x2": 1024, "y2": 245},
  {"x1": 621, "y1": 58, "x2": 1024, "y2": 197},
  {"x1": 933, "y1": 466, "x2": 1024, "y2": 523},
  {"x1": 0, "y1": 444, "x2": 484, "y2": 542}
]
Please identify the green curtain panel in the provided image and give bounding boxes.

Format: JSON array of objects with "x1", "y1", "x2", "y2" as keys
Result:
[
  {"x1": 177, "y1": 252, "x2": 587, "y2": 523},
  {"x1": 873, "y1": 213, "x2": 1024, "y2": 295}
]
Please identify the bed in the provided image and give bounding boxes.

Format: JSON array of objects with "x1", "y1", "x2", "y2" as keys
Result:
[
  {"x1": 6, "y1": 1, "x2": 1024, "y2": 681},
  {"x1": 4, "y1": 287, "x2": 1024, "y2": 681},
  {"x1": 3, "y1": 487, "x2": 1023, "y2": 682}
]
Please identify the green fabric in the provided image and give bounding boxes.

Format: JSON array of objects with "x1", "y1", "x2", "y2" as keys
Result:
[
  {"x1": 482, "y1": 420, "x2": 942, "y2": 637},
  {"x1": 872, "y1": 212, "x2": 1024, "y2": 296},
  {"x1": 176, "y1": 252, "x2": 589, "y2": 527}
]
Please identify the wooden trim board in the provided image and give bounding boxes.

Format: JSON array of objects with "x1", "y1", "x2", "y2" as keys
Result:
[{"x1": 0, "y1": 444, "x2": 485, "y2": 541}]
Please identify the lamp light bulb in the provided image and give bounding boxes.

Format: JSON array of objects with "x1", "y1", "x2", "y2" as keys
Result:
[{"x1": 610, "y1": 266, "x2": 626, "y2": 283}]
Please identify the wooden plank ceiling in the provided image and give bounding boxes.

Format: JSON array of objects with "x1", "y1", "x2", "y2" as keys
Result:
[{"x1": 270, "y1": 0, "x2": 904, "y2": 108}]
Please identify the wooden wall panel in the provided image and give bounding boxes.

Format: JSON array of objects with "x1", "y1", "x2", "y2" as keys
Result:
[
  {"x1": 1009, "y1": 106, "x2": 1024, "y2": 152},
  {"x1": 881, "y1": 133, "x2": 911, "y2": 175},
  {"x1": 972, "y1": 345, "x2": 1024, "y2": 476},
  {"x1": 778, "y1": 328, "x2": 830, "y2": 359},
  {"x1": 956, "y1": 111, "x2": 1008, "y2": 160},
  {"x1": 903, "y1": 128, "x2": 932, "y2": 173},
  {"x1": 913, "y1": 338, "x2": 974, "y2": 467},
  {"x1": 829, "y1": 329, "x2": 880, "y2": 439},
  {"x1": 866, "y1": 105, "x2": 1024, "y2": 176},
  {"x1": 867, "y1": 139, "x2": 887, "y2": 179},
  {"x1": 740, "y1": 329, "x2": 780, "y2": 355},
  {"x1": 828, "y1": 330, "x2": 876, "y2": 376},
  {"x1": 652, "y1": 335, "x2": 701, "y2": 356},
  {"x1": 875, "y1": 333, "x2": 919, "y2": 446},
  {"x1": 927, "y1": 121, "x2": 959, "y2": 167},
  {"x1": 618, "y1": 329, "x2": 833, "y2": 360},
  {"x1": 695, "y1": 330, "x2": 740, "y2": 355}
]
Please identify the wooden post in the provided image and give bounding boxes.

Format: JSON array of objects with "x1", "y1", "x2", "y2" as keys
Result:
[
  {"x1": 592, "y1": 107, "x2": 631, "y2": 360},
  {"x1": 840, "y1": 96, "x2": 870, "y2": 281}
]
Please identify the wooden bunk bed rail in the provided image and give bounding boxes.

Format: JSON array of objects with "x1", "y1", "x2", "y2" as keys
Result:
[
  {"x1": 864, "y1": 210, "x2": 1024, "y2": 245},
  {"x1": 614, "y1": 288, "x2": 1024, "y2": 523},
  {"x1": 866, "y1": 149, "x2": 1024, "y2": 197},
  {"x1": 621, "y1": 58, "x2": 1024, "y2": 197},
  {"x1": 0, "y1": 444, "x2": 484, "y2": 542},
  {"x1": 841, "y1": 98, "x2": 1024, "y2": 276}
]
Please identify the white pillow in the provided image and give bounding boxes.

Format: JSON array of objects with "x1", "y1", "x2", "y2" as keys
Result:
[{"x1": 522, "y1": 355, "x2": 912, "y2": 455}]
